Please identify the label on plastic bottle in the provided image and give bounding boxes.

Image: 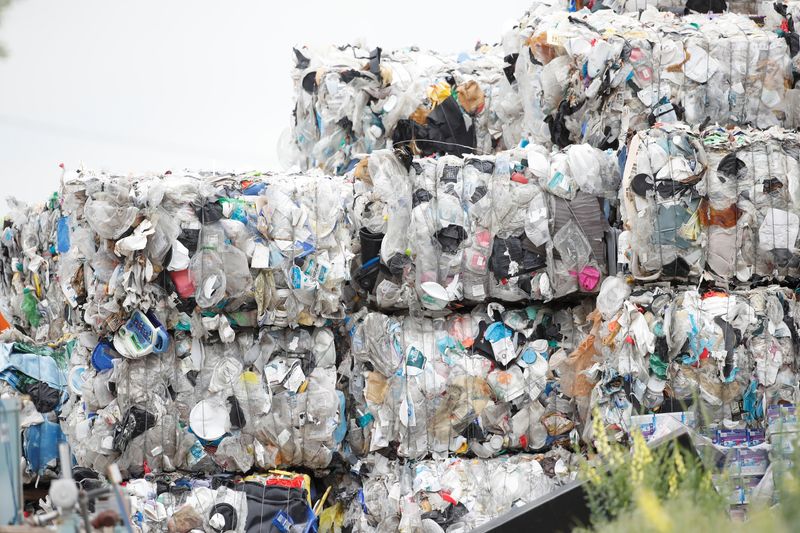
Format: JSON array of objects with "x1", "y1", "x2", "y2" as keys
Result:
[
  {"x1": 273, "y1": 510, "x2": 294, "y2": 533},
  {"x1": 304, "y1": 258, "x2": 316, "y2": 277},
  {"x1": 546, "y1": 30, "x2": 565, "y2": 46},
  {"x1": 316, "y1": 261, "x2": 330, "y2": 284},
  {"x1": 60, "y1": 282, "x2": 79, "y2": 308},
  {"x1": 547, "y1": 171, "x2": 565, "y2": 191},
  {"x1": 250, "y1": 242, "x2": 270, "y2": 268},
  {"x1": 277, "y1": 429, "x2": 292, "y2": 446},
  {"x1": 290, "y1": 266, "x2": 303, "y2": 289},
  {"x1": 187, "y1": 441, "x2": 207, "y2": 467},
  {"x1": 406, "y1": 346, "x2": 426, "y2": 376},
  {"x1": 441, "y1": 165, "x2": 460, "y2": 183}
]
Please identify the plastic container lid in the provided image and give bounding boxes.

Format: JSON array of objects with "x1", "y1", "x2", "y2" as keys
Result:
[
  {"x1": 420, "y1": 282, "x2": 449, "y2": 310},
  {"x1": 189, "y1": 399, "x2": 229, "y2": 441},
  {"x1": 91, "y1": 341, "x2": 116, "y2": 371}
]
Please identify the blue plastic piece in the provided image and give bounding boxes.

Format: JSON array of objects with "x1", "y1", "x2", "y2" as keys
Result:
[
  {"x1": 56, "y1": 216, "x2": 70, "y2": 253},
  {"x1": 24, "y1": 419, "x2": 68, "y2": 476}
]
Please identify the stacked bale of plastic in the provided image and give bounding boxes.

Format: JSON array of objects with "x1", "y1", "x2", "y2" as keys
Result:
[
  {"x1": 348, "y1": 146, "x2": 619, "y2": 310},
  {"x1": 508, "y1": 8, "x2": 793, "y2": 149},
  {"x1": 618, "y1": 123, "x2": 800, "y2": 283},
  {"x1": 343, "y1": 301, "x2": 595, "y2": 460},
  {"x1": 287, "y1": 44, "x2": 524, "y2": 174}
]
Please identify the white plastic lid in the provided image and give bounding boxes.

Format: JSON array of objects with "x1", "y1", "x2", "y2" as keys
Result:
[
  {"x1": 420, "y1": 281, "x2": 449, "y2": 310},
  {"x1": 189, "y1": 399, "x2": 229, "y2": 441}
]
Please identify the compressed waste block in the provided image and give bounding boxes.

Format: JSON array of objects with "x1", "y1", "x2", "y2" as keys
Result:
[
  {"x1": 343, "y1": 301, "x2": 595, "y2": 460},
  {"x1": 349, "y1": 146, "x2": 619, "y2": 309},
  {"x1": 588, "y1": 280, "x2": 799, "y2": 440},
  {"x1": 60, "y1": 324, "x2": 343, "y2": 477},
  {"x1": 64, "y1": 456, "x2": 577, "y2": 533},
  {"x1": 507, "y1": 8, "x2": 796, "y2": 149},
  {"x1": 0, "y1": 170, "x2": 356, "y2": 475},
  {"x1": 286, "y1": 44, "x2": 524, "y2": 174},
  {"x1": 0, "y1": 170, "x2": 354, "y2": 344},
  {"x1": 116, "y1": 470, "x2": 315, "y2": 533},
  {"x1": 611, "y1": 0, "x2": 758, "y2": 14},
  {"x1": 342, "y1": 451, "x2": 577, "y2": 532},
  {"x1": 619, "y1": 123, "x2": 800, "y2": 283}
]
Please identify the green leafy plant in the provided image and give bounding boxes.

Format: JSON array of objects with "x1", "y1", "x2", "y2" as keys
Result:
[
  {"x1": 579, "y1": 408, "x2": 725, "y2": 529},
  {"x1": 580, "y1": 408, "x2": 800, "y2": 532}
]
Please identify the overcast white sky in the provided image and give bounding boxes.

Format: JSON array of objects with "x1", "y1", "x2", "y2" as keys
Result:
[{"x1": 0, "y1": 0, "x2": 531, "y2": 213}]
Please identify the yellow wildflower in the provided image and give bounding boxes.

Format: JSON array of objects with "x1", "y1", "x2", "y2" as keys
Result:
[
  {"x1": 673, "y1": 446, "x2": 686, "y2": 476},
  {"x1": 592, "y1": 408, "x2": 612, "y2": 458},
  {"x1": 701, "y1": 471, "x2": 713, "y2": 492},
  {"x1": 585, "y1": 464, "x2": 603, "y2": 486},
  {"x1": 668, "y1": 468, "x2": 678, "y2": 497},
  {"x1": 609, "y1": 443, "x2": 625, "y2": 469},
  {"x1": 629, "y1": 430, "x2": 652, "y2": 486},
  {"x1": 637, "y1": 489, "x2": 673, "y2": 533}
]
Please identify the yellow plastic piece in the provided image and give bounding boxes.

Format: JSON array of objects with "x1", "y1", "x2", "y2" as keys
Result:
[{"x1": 427, "y1": 81, "x2": 452, "y2": 106}]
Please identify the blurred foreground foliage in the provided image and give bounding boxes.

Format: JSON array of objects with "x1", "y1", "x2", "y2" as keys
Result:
[{"x1": 578, "y1": 408, "x2": 800, "y2": 532}]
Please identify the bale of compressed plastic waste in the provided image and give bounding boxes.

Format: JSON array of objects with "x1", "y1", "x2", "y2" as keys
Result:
[
  {"x1": 508, "y1": 8, "x2": 796, "y2": 149},
  {"x1": 348, "y1": 146, "x2": 620, "y2": 310},
  {"x1": 343, "y1": 450, "x2": 577, "y2": 532},
  {"x1": 60, "y1": 324, "x2": 343, "y2": 477},
  {"x1": 619, "y1": 123, "x2": 800, "y2": 283},
  {"x1": 590, "y1": 280, "x2": 799, "y2": 439},
  {"x1": 611, "y1": 0, "x2": 759, "y2": 14},
  {"x1": 286, "y1": 43, "x2": 524, "y2": 174},
  {"x1": 110, "y1": 470, "x2": 315, "y2": 533},
  {"x1": 0, "y1": 170, "x2": 354, "y2": 342},
  {"x1": 1, "y1": 170, "x2": 356, "y2": 475},
  {"x1": 343, "y1": 301, "x2": 594, "y2": 460}
]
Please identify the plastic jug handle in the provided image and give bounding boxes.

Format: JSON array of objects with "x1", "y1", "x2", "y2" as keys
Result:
[{"x1": 153, "y1": 328, "x2": 170, "y2": 353}]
